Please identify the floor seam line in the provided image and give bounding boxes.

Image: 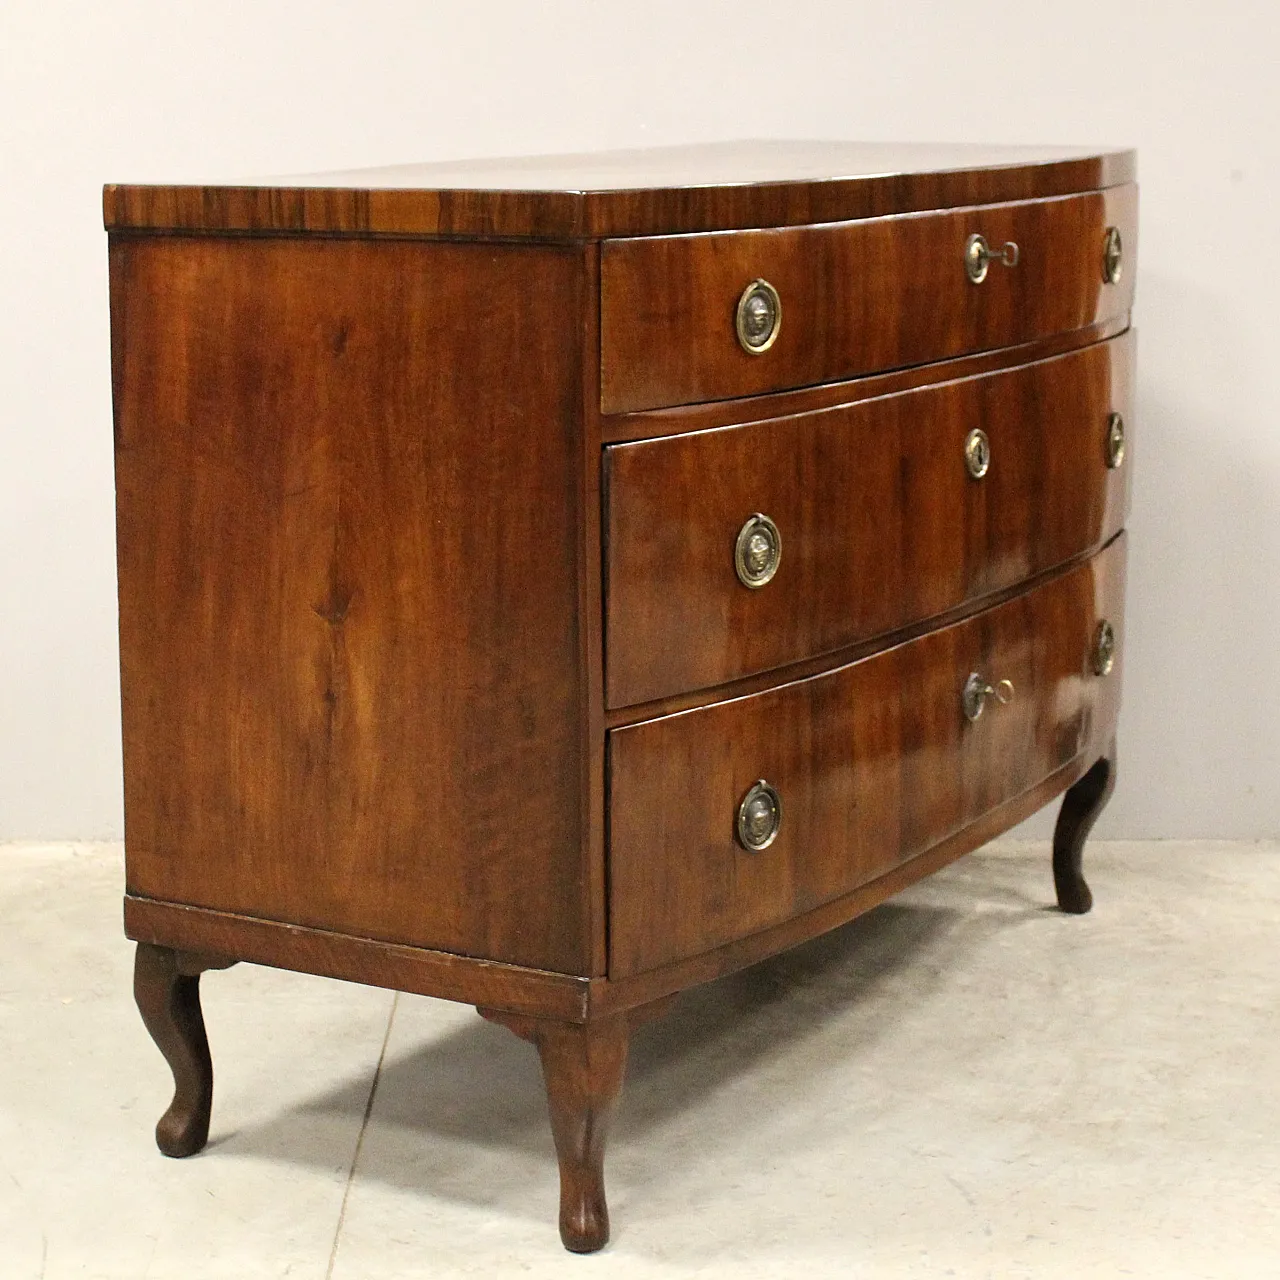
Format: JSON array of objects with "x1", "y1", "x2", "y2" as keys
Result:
[{"x1": 325, "y1": 989, "x2": 398, "y2": 1280}]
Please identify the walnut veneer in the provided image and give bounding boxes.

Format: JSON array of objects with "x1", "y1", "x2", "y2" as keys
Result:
[{"x1": 107, "y1": 140, "x2": 1135, "y2": 1253}]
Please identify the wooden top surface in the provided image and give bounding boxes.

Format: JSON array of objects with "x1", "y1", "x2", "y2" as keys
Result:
[{"x1": 104, "y1": 139, "x2": 1136, "y2": 240}]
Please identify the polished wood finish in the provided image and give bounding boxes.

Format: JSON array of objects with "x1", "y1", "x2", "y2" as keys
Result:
[
  {"x1": 578, "y1": 243, "x2": 609, "y2": 975},
  {"x1": 109, "y1": 142, "x2": 1134, "y2": 1253},
  {"x1": 112, "y1": 235, "x2": 595, "y2": 975},
  {"x1": 128, "y1": 746, "x2": 1104, "y2": 1032},
  {"x1": 606, "y1": 333, "x2": 1133, "y2": 707},
  {"x1": 1054, "y1": 737, "x2": 1118, "y2": 914},
  {"x1": 125, "y1": 894, "x2": 596, "y2": 1021},
  {"x1": 104, "y1": 140, "x2": 1135, "y2": 240},
  {"x1": 608, "y1": 537, "x2": 1125, "y2": 978},
  {"x1": 601, "y1": 315, "x2": 1131, "y2": 444},
  {"x1": 133, "y1": 943, "x2": 234, "y2": 1157},
  {"x1": 592, "y1": 749, "x2": 1099, "y2": 1019},
  {"x1": 603, "y1": 548, "x2": 1119, "y2": 730},
  {"x1": 601, "y1": 185, "x2": 1137, "y2": 413},
  {"x1": 480, "y1": 1011, "x2": 629, "y2": 1252},
  {"x1": 479, "y1": 997, "x2": 673, "y2": 1251}
]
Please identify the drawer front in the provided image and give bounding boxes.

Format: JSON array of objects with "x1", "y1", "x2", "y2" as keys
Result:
[
  {"x1": 600, "y1": 184, "x2": 1137, "y2": 414},
  {"x1": 607, "y1": 537, "x2": 1125, "y2": 978},
  {"x1": 605, "y1": 333, "x2": 1133, "y2": 709}
]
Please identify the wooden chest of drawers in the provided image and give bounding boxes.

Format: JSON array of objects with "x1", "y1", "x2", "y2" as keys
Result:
[{"x1": 105, "y1": 140, "x2": 1135, "y2": 1253}]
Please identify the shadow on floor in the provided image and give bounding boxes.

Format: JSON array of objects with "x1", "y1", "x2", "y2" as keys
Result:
[{"x1": 212, "y1": 856, "x2": 1062, "y2": 1213}]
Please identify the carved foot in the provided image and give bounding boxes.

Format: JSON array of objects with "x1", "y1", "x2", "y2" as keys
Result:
[
  {"x1": 481, "y1": 1005, "x2": 667, "y2": 1253},
  {"x1": 1053, "y1": 738, "x2": 1117, "y2": 914},
  {"x1": 133, "y1": 943, "x2": 234, "y2": 1157}
]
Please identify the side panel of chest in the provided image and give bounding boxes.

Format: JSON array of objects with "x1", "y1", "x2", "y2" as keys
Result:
[{"x1": 111, "y1": 236, "x2": 595, "y2": 974}]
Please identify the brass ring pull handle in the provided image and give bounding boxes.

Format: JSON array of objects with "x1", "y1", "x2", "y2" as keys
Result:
[
  {"x1": 962, "y1": 673, "x2": 1015, "y2": 723},
  {"x1": 965, "y1": 234, "x2": 1020, "y2": 283}
]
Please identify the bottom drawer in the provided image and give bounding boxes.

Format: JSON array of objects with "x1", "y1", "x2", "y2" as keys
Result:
[{"x1": 607, "y1": 537, "x2": 1126, "y2": 978}]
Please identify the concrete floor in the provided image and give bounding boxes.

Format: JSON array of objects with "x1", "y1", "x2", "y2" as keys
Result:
[{"x1": 1, "y1": 842, "x2": 1277, "y2": 1279}]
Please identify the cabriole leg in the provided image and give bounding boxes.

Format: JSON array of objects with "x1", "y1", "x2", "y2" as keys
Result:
[
  {"x1": 1053, "y1": 737, "x2": 1117, "y2": 914},
  {"x1": 133, "y1": 942, "x2": 233, "y2": 1157},
  {"x1": 480, "y1": 1009, "x2": 632, "y2": 1252}
]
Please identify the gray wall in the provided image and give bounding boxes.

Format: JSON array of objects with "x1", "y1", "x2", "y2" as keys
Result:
[{"x1": 1, "y1": 1, "x2": 1276, "y2": 839}]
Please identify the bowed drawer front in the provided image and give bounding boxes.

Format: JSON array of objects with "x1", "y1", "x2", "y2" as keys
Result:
[
  {"x1": 605, "y1": 332, "x2": 1134, "y2": 708},
  {"x1": 608, "y1": 536, "x2": 1126, "y2": 979},
  {"x1": 600, "y1": 184, "x2": 1137, "y2": 413}
]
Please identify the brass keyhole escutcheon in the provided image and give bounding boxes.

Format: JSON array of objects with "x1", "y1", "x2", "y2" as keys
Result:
[
  {"x1": 965, "y1": 233, "x2": 1020, "y2": 284},
  {"x1": 962, "y1": 673, "x2": 1015, "y2": 723},
  {"x1": 735, "y1": 279, "x2": 782, "y2": 354},
  {"x1": 1105, "y1": 412, "x2": 1126, "y2": 469},
  {"x1": 734, "y1": 513, "x2": 782, "y2": 588},
  {"x1": 964, "y1": 428, "x2": 991, "y2": 479},
  {"x1": 737, "y1": 780, "x2": 782, "y2": 851},
  {"x1": 1102, "y1": 226, "x2": 1123, "y2": 284},
  {"x1": 1093, "y1": 620, "x2": 1116, "y2": 676}
]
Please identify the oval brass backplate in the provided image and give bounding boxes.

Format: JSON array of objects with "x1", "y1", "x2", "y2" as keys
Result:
[
  {"x1": 734, "y1": 513, "x2": 781, "y2": 588},
  {"x1": 1102, "y1": 226, "x2": 1123, "y2": 284},
  {"x1": 735, "y1": 279, "x2": 782, "y2": 354},
  {"x1": 737, "y1": 780, "x2": 782, "y2": 851},
  {"x1": 964, "y1": 428, "x2": 991, "y2": 479},
  {"x1": 1106, "y1": 412, "x2": 1126, "y2": 469},
  {"x1": 1093, "y1": 619, "x2": 1117, "y2": 676}
]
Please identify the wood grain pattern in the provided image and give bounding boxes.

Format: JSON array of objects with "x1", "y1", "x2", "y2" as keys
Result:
[
  {"x1": 601, "y1": 185, "x2": 1137, "y2": 412},
  {"x1": 603, "y1": 548, "x2": 1118, "y2": 730},
  {"x1": 607, "y1": 537, "x2": 1126, "y2": 978},
  {"x1": 601, "y1": 316, "x2": 1130, "y2": 444},
  {"x1": 605, "y1": 333, "x2": 1134, "y2": 707},
  {"x1": 112, "y1": 235, "x2": 594, "y2": 974},
  {"x1": 577, "y1": 242, "x2": 609, "y2": 975},
  {"x1": 479, "y1": 1010, "x2": 633, "y2": 1252},
  {"x1": 588, "y1": 748, "x2": 1099, "y2": 1019},
  {"x1": 104, "y1": 140, "x2": 1136, "y2": 240},
  {"x1": 127, "y1": 743, "x2": 1108, "y2": 1030},
  {"x1": 125, "y1": 895, "x2": 595, "y2": 1020},
  {"x1": 478, "y1": 996, "x2": 675, "y2": 1251}
]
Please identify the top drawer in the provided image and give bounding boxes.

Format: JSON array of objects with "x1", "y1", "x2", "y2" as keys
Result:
[{"x1": 600, "y1": 185, "x2": 1137, "y2": 414}]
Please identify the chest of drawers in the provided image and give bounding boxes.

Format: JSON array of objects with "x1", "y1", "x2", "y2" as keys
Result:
[{"x1": 106, "y1": 140, "x2": 1136, "y2": 1253}]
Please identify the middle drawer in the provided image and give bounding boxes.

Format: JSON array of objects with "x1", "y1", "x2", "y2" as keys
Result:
[{"x1": 604, "y1": 332, "x2": 1133, "y2": 709}]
